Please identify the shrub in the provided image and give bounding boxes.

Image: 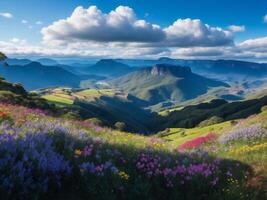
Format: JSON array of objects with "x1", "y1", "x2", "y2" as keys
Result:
[
  {"x1": 261, "y1": 105, "x2": 267, "y2": 112},
  {"x1": 114, "y1": 122, "x2": 126, "y2": 131},
  {"x1": 198, "y1": 116, "x2": 224, "y2": 127},
  {"x1": 85, "y1": 118, "x2": 103, "y2": 126}
]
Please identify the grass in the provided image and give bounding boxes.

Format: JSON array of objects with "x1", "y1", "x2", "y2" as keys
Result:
[
  {"x1": 75, "y1": 89, "x2": 114, "y2": 98},
  {"x1": 42, "y1": 88, "x2": 115, "y2": 106},
  {"x1": 43, "y1": 94, "x2": 74, "y2": 105},
  {"x1": 0, "y1": 103, "x2": 266, "y2": 199},
  {"x1": 157, "y1": 121, "x2": 232, "y2": 146},
  {"x1": 157, "y1": 108, "x2": 267, "y2": 148}
]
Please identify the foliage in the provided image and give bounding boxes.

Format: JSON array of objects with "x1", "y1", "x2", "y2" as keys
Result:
[
  {"x1": 198, "y1": 116, "x2": 224, "y2": 127},
  {"x1": 0, "y1": 103, "x2": 265, "y2": 199},
  {"x1": 161, "y1": 96, "x2": 267, "y2": 129},
  {"x1": 114, "y1": 121, "x2": 126, "y2": 131}
]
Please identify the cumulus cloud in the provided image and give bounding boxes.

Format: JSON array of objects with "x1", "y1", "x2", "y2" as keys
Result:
[
  {"x1": 264, "y1": 15, "x2": 267, "y2": 23},
  {"x1": 41, "y1": 6, "x2": 165, "y2": 45},
  {"x1": 228, "y1": 25, "x2": 245, "y2": 32},
  {"x1": 41, "y1": 6, "x2": 233, "y2": 47},
  {"x1": 0, "y1": 12, "x2": 13, "y2": 19},
  {"x1": 2, "y1": 35, "x2": 267, "y2": 61},
  {"x1": 237, "y1": 36, "x2": 267, "y2": 51},
  {"x1": 163, "y1": 19, "x2": 233, "y2": 47}
]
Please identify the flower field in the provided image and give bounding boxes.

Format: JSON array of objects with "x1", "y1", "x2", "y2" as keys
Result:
[{"x1": 0, "y1": 103, "x2": 266, "y2": 200}]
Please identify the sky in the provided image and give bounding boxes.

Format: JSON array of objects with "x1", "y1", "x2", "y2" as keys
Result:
[{"x1": 0, "y1": 0, "x2": 267, "y2": 61}]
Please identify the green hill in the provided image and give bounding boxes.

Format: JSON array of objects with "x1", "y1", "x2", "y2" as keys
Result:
[
  {"x1": 160, "y1": 96, "x2": 267, "y2": 129},
  {"x1": 40, "y1": 87, "x2": 157, "y2": 133},
  {"x1": 110, "y1": 64, "x2": 229, "y2": 106},
  {"x1": 0, "y1": 76, "x2": 55, "y2": 110}
]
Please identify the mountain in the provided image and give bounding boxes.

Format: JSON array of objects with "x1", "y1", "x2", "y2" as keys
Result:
[
  {"x1": 36, "y1": 58, "x2": 59, "y2": 66},
  {"x1": 110, "y1": 64, "x2": 229, "y2": 106},
  {"x1": 117, "y1": 58, "x2": 267, "y2": 81},
  {"x1": 0, "y1": 61, "x2": 82, "y2": 90},
  {"x1": 84, "y1": 59, "x2": 136, "y2": 77},
  {"x1": 5, "y1": 58, "x2": 32, "y2": 65}
]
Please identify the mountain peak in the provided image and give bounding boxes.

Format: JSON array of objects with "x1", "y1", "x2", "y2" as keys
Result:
[
  {"x1": 150, "y1": 64, "x2": 191, "y2": 76},
  {"x1": 25, "y1": 61, "x2": 43, "y2": 67}
]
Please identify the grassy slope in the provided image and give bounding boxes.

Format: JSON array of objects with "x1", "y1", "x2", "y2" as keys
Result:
[
  {"x1": 158, "y1": 109, "x2": 267, "y2": 146},
  {"x1": 157, "y1": 121, "x2": 232, "y2": 146},
  {"x1": 1, "y1": 103, "x2": 266, "y2": 199},
  {"x1": 42, "y1": 88, "x2": 115, "y2": 106}
]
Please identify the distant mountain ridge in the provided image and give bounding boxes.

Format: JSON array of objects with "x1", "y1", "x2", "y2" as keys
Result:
[
  {"x1": 84, "y1": 59, "x2": 136, "y2": 77},
  {"x1": 0, "y1": 61, "x2": 82, "y2": 90},
  {"x1": 116, "y1": 58, "x2": 267, "y2": 78},
  {"x1": 110, "y1": 64, "x2": 229, "y2": 106}
]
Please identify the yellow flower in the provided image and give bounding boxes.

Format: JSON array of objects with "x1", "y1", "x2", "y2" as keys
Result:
[
  {"x1": 75, "y1": 149, "x2": 82, "y2": 156},
  {"x1": 118, "y1": 171, "x2": 130, "y2": 180},
  {"x1": 230, "y1": 142, "x2": 267, "y2": 155}
]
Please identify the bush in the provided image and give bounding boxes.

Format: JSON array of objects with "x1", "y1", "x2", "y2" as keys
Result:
[
  {"x1": 85, "y1": 118, "x2": 103, "y2": 126},
  {"x1": 198, "y1": 116, "x2": 224, "y2": 127},
  {"x1": 114, "y1": 122, "x2": 126, "y2": 131},
  {"x1": 261, "y1": 105, "x2": 267, "y2": 112}
]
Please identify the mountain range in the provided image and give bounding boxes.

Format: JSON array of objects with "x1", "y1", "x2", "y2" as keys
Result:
[{"x1": 0, "y1": 61, "x2": 81, "y2": 90}]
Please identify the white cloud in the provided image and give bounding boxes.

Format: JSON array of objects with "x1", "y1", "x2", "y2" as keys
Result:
[
  {"x1": 163, "y1": 18, "x2": 233, "y2": 47},
  {"x1": 264, "y1": 15, "x2": 267, "y2": 23},
  {"x1": 42, "y1": 6, "x2": 165, "y2": 45},
  {"x1": 228, "y1": 25, "x2": 245, "y2": 32},
  {"x1": 21, "y1": 20, "x2": 28, "y2": 24},
  {"x1": 2, "y1": 35, "x2": 267, "y2": 61},
  {"x1": 10, "y1": 37, "x2": 26, "y2": 45},
  {"x1": 41, "y1": 6, "x2": 233, "y2": 48},
  {"x1": 237, "y1": 36, "x2": 267, "y2": 52},
  {"x1": 0, "y1": 12, "x2": 13, "y2": 19},
  {"x1": 36, "y1": 21, "x2": 43, "y2": 25},
  {"x1": 1, "y1": 5, "x2": 266, "y2": 61}
]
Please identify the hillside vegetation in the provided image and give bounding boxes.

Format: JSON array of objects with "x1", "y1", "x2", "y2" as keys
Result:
[
  {"x1": 0, "y1": 103, "x2": 266, "y2": 199},
  {"x1": 40, "y1": 87, "x2": 157, "y2": 133},
  {"x1": 160, "y1": 97, "x2": 267, "y2": 129},
  {"x1": 110, "y1": 64, "x2": 229, "y2": 106}
]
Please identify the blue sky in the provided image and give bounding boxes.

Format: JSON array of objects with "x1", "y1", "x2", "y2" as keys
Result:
[{"x1": 0, "y1": 0, "x2": 267, "y2": 60}]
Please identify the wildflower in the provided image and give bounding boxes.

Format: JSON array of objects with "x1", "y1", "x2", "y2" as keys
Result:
[
  {"x1": 118, "y1": 171, "x2": 130, "y2": 180},
  {"x1": 0, "y1": 111, "x2": 7, "y2": 118},
  {"x1": 219, "y1": 124, "x2": 267, "y2": 144},
  {"x1": 230, "y1": 142, "x2": 267, "y2": 155},
  {"x1": 178, "y1": 132, "x2": 217, "y2": 151},
  {"x1": 74, "y1": 149, "x2": 82, "y2": 156},
  {"x1": 82, "y1": 145, "x2": 93, "y2": 156}
]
